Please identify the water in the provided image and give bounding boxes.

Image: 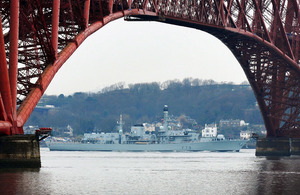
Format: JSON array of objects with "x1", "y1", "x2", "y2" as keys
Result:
[{"x1": 1, "y1": 149, "x2": 300, "y2": 195}]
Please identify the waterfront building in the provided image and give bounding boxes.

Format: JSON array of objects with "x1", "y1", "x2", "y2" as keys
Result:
[
  {"x1": 202, "y1": 124, "x2": 217, "y2": 137},
  {"x1": 240, "y1": 131, "x2": 252, "y2": 139},
  {"x1": 219, "y1": 119, "x2": 249, "y2": 128}
]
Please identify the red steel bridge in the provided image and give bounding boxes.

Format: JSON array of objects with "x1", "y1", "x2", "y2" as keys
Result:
[{"x1": 0, "y1": 0, "x2": 299, "y2": 137}]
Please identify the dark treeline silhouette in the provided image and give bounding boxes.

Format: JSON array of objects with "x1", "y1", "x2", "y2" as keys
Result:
[{"x1": 26, "y1": 78, "x2": 262, "y2": 135}]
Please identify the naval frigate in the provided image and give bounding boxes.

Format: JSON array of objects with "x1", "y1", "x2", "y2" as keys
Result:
[{"x1": 46, "y1": 105, "x2": 248, "y2": 152}]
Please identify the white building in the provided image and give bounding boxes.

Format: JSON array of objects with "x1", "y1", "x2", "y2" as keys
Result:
[
  {"x1": 240, "y1": 131, "x2": 252, "y2": 139},
  {"x1": 202, "y1": 124, "x2": 217, "y2": 137},
  {"x1": 220, "y1": 119, "x2": 249, "y2": 127},
  {"x1": 240, "y1": 120, "x2": 249, "y2": 126}
]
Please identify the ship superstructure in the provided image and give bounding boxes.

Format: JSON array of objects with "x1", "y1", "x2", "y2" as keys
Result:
[{"x1": 46, "y1": 105, "x2": 248, "y2": 152}]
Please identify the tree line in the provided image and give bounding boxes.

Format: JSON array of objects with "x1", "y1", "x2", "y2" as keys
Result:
[{"x1": 26, "y1": 78, "x2": 263, "y2": 135}]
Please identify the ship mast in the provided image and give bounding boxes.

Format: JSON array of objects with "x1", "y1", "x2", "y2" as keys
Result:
[
  {"x1": 117, "y1": 114, "x2": 124, "y2": 133},
  {"x1": 117, "y1": 115, "x2": 124, "y2": 144},
  {"x1": 163, "y1": 105, "x2": 169, "y2": 131}
]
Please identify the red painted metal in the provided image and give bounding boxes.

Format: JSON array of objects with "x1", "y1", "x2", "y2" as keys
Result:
[
  {"x1": 0, "y1": 121, "x2": 12, "y2": 134},
  {"x1": 0, "y1": 94, "x2": 8, "y2": 121},
  {"x1": 0, "y1": 10, "x2": 12, "y2": 135},
  {"x1": 8, "y1": 0, "x2": 20, "y2": 134},
  {"x1": 16, "y1": 9, "x2": 145, "y2": 127},
  {"x1": 0, "y1": 0, "x2": 299, "y2": 138},
  {"x1": 108, "y1": 0, "x2": 113, "y2": 14},
  {"x1": 84, "y1": 0, "x2": 91, "y2": 28},
  {"x1": 51, "y1": 0, "x2": 60, "y2": 59}
]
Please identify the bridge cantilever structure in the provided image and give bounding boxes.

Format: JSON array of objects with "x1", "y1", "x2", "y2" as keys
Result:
[{"x1": 0, "y1": 0, "x2": 299, "y2": 137}]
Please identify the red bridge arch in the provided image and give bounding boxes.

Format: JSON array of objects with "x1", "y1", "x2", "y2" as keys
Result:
[{"x1": 0, "y1": 0, "x2": 299, "y2": 137}]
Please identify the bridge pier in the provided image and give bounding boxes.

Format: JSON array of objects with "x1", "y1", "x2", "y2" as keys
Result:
[
  {"x1": 291, "y1": 138, "x2": 300, "y2": 155},
  {"x1": 0, "y1": 134, "x2": 41, "y2": 168},
  {"x1": 255, "y1": 138, "x2": 291, "y2": 156},
  {"x1": 256, "y1": 138, "x2": 300, "y2": 156}
]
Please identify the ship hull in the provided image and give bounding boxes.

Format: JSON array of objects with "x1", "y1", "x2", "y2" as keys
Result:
[{"x1": 46, "y1": 140, "x2": 248, "y2": 152}]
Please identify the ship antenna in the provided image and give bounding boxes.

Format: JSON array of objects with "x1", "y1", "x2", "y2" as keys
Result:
[{"x1": 117, "y1": 114, "x2": 124, "y2": 132}]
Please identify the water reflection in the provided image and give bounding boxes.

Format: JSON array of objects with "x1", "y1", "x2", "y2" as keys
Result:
[
  {"x1": 1, "y1": 151, "x2": 300, "y2": 194},
  {"x1": 254, "y1": 156, "x2": 300, "y2": 195},
  {"x1": 0, "y1": 168, "x2": 41, "y2": 194}
]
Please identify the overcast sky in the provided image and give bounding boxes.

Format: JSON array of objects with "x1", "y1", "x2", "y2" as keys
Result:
[{"x1": 45, "y1": 18, "x2": 248, "y2": 95}]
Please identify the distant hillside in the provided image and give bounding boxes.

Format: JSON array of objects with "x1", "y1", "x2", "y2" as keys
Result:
[{"x1": 26, "y1": 79, "x2": 263, "y2": 135}]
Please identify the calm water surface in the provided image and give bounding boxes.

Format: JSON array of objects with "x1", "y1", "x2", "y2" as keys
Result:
[{"x1": 1, "y1": 148, "x2": 300, "y2": 195}]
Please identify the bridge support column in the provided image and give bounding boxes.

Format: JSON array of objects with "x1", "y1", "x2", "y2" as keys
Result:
[
  {"x1": 255, "y1": 138, "x2": 291, "y2": 156},
  {"x1": 0, "y1": 135, "x2": 40, "y2": 168},
  {"x1": 291, "y1": 138, "x2": 300, "y2": 155}
]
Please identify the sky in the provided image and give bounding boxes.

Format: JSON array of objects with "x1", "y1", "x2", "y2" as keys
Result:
[{"x1": 45, "y1": 18, "x2": 248, "y2": 95}]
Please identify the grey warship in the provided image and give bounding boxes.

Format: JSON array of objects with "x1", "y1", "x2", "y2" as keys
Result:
[{"x1": 46, "y1": 105, "x2": 248, "y2": 152}]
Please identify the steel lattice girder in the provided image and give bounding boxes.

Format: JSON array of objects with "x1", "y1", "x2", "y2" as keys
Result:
[{"x1": 0, "y1": 0, "x2": 299, "y2": 136}]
